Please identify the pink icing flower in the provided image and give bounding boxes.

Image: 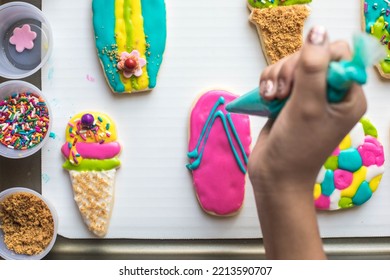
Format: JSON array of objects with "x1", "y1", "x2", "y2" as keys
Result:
[
  {"x1": 9, "y1": 24, "x2": 37, "y2": 53},
  {"x1": 358, "y1": 136, "x2": 384, "y2": 167},
  {"x1": 334, "y1": 169, "x2": 353, "y2": 190},
  {"x1": 117, "y1": 50, "x2": 146, "y2": 78}
]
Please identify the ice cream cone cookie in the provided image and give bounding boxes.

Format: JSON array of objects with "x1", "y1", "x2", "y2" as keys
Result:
[
  {"x1": 92, "y1": 0, "x2": 167, "y2": 94},
  {"x1": 362, "y1": 0, "x2": 390, "y2": 79},
  {"x1": 187, "y1": 90, "x2": 252, "y2": 216},
  {"x1": 314, "y1": 118, "x2": 385, "y2": 211},
  {"x1": 247, "y1": 0, "x2": 311, "y2": 64},
  {"x1": 61, "y1": 112, "x2": 121, "y2": 237}
]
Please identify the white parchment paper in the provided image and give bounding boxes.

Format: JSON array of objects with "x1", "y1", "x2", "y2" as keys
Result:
[{"x1": 41, "y1": 0, "x2": 390, "y2": 239}]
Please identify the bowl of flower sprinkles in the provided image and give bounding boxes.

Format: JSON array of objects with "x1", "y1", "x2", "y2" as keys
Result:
[{"x1": 0, "y1": 80, "x2": 51, "y2": 158}]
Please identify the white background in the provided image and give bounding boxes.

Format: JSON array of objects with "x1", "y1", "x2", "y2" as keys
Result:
[
  {"x1": 1, "y1": 260, "x2": 389, "y2": 279},
  {"x1": 41, "y1": 0, "x2": 390, "y2": 239}
]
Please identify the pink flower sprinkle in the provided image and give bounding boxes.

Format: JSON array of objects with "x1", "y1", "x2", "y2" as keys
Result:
[
  {"x1": 9, "y1": 24, "x2": 37, "y2": 53},
  {"x1": 117, "y1": 50, "x2": 146, "y2": 78}
]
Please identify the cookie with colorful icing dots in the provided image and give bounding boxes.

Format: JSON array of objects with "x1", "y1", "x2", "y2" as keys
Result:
[
  {"x1": 61, "y1": 112, "x2": 121, "y2": 237},
  {"x1": 314, "y1": 118, "x2": 385, "y2": 211},
  {"x1": 247, "y1": 0, "x2": 311, "y2": 64},
  {"x1": 362, "y1": 0, "x2": 390, "y2": 79},
  {"x1": 92, "y1": 0, "x2": 167, "y2": 94},
  {"x1": 187, "y1": 90, "x2": 252, "y2": 216}
]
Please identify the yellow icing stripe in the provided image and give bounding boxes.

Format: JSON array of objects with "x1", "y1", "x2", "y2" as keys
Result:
[
  {"x1": 129, "y1": 0, "x2": 149, "y2": 90},
  {"x1": 341, "y1": 166, "x2": 367, "y2": 198},
  {"x1": 122, "y1": 0, "x2": 134, "y2": 92},
  {"x1": 369, "y1": 174, "x2": 383, "y2": 192},
  {"x1": 313, "y1": 183, "x2": 321, "y2": 200},
  {"x1": 339, "y1": 135, "x2": 351, "y2": 150},
  {"x1": 115, "y1": 0, "x2": 133, "y2": 92}
]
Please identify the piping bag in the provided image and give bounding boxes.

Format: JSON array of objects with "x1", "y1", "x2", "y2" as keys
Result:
[{"x1": 226, "y1": 33, "x2": 385, "y2": 118}]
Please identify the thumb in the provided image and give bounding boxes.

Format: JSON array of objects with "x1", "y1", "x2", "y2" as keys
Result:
[{"x1": 291, "y1": 26, "x2": 331, "y2": 105}]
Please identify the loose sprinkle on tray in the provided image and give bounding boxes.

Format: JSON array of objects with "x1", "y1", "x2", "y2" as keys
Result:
[{"x1": 0, "y1": 92, "x2": 50, "y2": 150}]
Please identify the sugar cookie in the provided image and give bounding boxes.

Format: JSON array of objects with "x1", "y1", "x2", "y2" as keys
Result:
[
  {"x1": 92, "y1": 0, "x2": 167, "y2": 93},
  {"x1": 362, "y1": 0, "x2": 390, "y2": 79},
  {"x1": 314, "y1": 118, "x2": 385, "y2": 210},
  {"x1": 187, "y1": 90, "x2": 252, "y2": 216},
  {"x1": 247, "y1": 0, "x2": 311, "y2": 64},
  {"x1": 61, "y1": 112, "x2": 121, "y2": 237}
]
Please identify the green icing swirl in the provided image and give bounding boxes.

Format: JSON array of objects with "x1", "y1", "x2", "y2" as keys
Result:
[
  {"x1": 63, "y1": 158, "x2": 121, "y2": 171},
  {"x1": 248, "y1": 0, "x2": 312, "y2": 9}
]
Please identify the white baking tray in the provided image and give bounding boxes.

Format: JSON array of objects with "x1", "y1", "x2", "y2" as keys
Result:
[{"x1": 41, "y1": 0, "x2": 390, "y2": 239}]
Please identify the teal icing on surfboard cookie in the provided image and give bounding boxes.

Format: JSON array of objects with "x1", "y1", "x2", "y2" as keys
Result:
[{"x1": 92, "y1": 0, "x2": 167, "y2": 94}]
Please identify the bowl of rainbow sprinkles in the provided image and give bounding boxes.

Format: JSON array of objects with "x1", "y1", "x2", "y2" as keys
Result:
[{"x1": 0, "y1": 80, "x2": 52, "y2": 159}]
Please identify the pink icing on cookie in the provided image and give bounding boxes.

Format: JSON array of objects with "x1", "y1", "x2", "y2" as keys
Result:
[
  {"x1": 315, "y1": 194, "x2": 330, "y2": 210},
  {"x1": 188, "y1": 90, "x2": 251, "y2": 216},
  {"x1": 332, "y1": 147, "x2": 340, "y2": 156},
  {"x1": 61, "y1": 142, "x2": 121, "y2": 160},
  {"x1": 358, "y1": 136, "x2": 384, "y2": 167},
  {"x1": 9, "y1": 24, "x2": 37, "y2": 53},
  {"x1": 334, "y1": 169, "x2": 353, "y2": 190}
]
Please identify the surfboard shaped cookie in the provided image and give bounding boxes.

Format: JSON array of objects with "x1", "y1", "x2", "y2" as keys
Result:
[
  {"x1": 92, "y1": 0, "x2": 167, "y2": 94},
  {"x1": 362, "y1": 0, "x2": 390, "y2": 79},
  {"x1": 187, "y1": 90, "x2": 252, "y2": 216},
  {"x1": 247, "y1": 0, "x2": 311, "y2": 64}
]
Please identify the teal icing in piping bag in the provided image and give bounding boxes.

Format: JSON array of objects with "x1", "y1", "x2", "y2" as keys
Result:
[
  {"x1": 186, "y1": 96, "x2": 249, "y2": 174},
  {"x1": 226, "y1": 33, "x2": 385, "y2": 118}
]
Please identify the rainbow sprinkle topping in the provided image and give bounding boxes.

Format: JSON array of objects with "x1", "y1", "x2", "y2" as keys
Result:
[{"x1": 0, "y1": 92, "x2": 50, "y2": 150}]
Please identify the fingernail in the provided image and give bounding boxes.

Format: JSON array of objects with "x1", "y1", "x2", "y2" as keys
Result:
[
  {"x1": 263, "y1": 80, "x2": 274, "y2": 97},
  {"x1": 277, "y1": 79, "x2": 285, "y2": 97},
  {"x1": 308, "y1": 25, "x2": 326, "y2": 45}
]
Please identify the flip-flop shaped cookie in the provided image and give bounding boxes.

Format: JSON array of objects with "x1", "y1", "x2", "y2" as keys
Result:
[
  {"x1": 187, "y1": 90, "x2": 252, "y2": 216},
  {"x1": 362, "y1": 0, "x2": 390, "y2": 79},
  {"x1": 247, "y1": 0, "x2": 311, "y2": 64},
  {"x1": 92, "y1": 0, "x2": 167, "y2": 93},
  {"x1": 314, "y1": 118, "x2": 385, "y2": 210}
]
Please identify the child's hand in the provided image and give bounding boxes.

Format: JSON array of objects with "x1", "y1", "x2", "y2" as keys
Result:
[
  {"x1": 247, "y1": 26, "x2": 367, "y2": 259},
  {"x1": 248, "y1": 26, "x2": 367, "y2": 196}
]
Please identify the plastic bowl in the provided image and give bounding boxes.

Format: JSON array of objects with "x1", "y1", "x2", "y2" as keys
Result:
[
  {"x1": 0, "y1": 80, "x2": 52, "y2": 159},
  {"x1": 0, "y1": 2, "x2": 53, "y2": 79},
  {"x1": 0, "y1": 187, "x2": 58, "y2": 260}
]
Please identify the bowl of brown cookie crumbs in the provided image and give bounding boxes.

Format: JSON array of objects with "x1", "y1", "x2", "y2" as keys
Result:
[{"x1": 0, "y1": 187, "x2": 58, "y2": 260}]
